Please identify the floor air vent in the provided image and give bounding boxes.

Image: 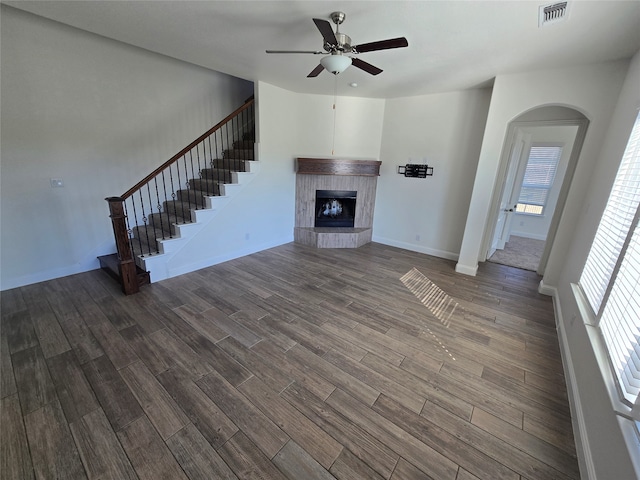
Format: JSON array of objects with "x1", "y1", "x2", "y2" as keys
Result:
[{"x1": 539, "y1": 2, "x2": 568, "y2": 27}]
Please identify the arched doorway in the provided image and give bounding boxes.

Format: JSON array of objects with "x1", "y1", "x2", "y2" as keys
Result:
[{"x1": 481, "y1": 106, "x2": 589, "y2": 275}]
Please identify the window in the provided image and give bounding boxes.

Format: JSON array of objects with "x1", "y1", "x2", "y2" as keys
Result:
[
  {"x1": 580, "y1": 111, "x2": 640, "y2": 412},
  {"x1": 515, "y1": 145, "x2": 562, "y2": 215}
]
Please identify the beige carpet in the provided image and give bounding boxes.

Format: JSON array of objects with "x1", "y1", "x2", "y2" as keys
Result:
[{"x1": 488, "y1": 235, "x2": 546, "y2": 271}]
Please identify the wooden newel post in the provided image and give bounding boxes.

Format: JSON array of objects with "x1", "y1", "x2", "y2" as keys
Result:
[{"x1": 106, "y1": 197, "x2": 139, "y2": 295}]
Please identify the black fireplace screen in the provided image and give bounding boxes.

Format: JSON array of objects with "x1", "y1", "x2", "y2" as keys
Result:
[{"x1": 315, "y1": 190, "x2": 356, "y2": 228}]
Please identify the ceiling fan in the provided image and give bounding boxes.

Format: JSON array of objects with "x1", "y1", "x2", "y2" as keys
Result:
[{"x1": 266, "y1": 11, "x2": 408, "y2": 77}]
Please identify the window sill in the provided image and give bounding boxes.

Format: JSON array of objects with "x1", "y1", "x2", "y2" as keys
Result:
[
  {"x1": 571, "y1": 283, "x2": 640, "y2": 474},
  {"x1": 572, "y1": 283, "x2": 636, "y2": 419},
  {"x1": 515, "y1": 211, "x2": 545, "y2": 217}
]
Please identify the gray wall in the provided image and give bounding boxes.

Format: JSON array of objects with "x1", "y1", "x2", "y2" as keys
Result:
[{"x1": 0, "y1": 6, "x2": 253, "y2": 289}]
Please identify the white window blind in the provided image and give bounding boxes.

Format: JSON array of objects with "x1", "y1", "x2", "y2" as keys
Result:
[
  {"x1": 581, "y1": 113, "x2": 640, "y2": 313},
  {"x1": 516, "y1": 145, "x2": 562, "y2": 215},
  {"x1": 600, "y1": 222, "x2": 640, "y2": 405},
  {"x1": 580, "y1": 110, "x2": 640, "y2": 409}
]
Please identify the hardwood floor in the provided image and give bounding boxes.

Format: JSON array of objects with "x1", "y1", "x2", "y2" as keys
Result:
[{"x1": 1, "y1": 242, "x2": 579, "y2": 480}]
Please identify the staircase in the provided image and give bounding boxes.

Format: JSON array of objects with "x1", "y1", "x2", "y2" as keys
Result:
[
  {"x1": 101, "y1": 97, "x2": 257, "y2": 294},
  {"x1": 130, "y1": 142, "x2": 257, "y2": 257}
]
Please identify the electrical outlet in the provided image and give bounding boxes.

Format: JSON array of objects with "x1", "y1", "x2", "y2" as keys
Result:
[{"x1": 415, "y1": 234, "x2": 420, "y2": 241}]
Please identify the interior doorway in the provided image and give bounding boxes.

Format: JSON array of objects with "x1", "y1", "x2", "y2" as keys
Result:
[{"x1": 482, "y1": 106, "x2": 589, "y2": 275}]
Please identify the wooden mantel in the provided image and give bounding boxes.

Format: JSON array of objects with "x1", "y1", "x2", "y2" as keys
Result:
[{"x1": 296, "y1": 157, "x2": 381, "y2": 176}]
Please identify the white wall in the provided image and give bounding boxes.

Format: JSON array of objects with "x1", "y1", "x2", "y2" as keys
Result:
[
  {"x1": 165, "y1": 81, "x2": 299, "y2": 274},
  {"x1": 373, "y1": 89, "x2": 492, "y2": 259},
  {"x1": 510, "y1": 125, "x2": 578, "y2": 241},
  {"x1": 292, "y1": 91, "x2": 386, "y2": 160},
  {"x1": 554, "y1": 50, "x2": 640, "y2": 480},
  {"x1": 0, "y1": 6, "x2": 253, "y2": 290},
  {"x1": 163, "y1": 83, "x2": 386, "y2": 275},
  {"x1": 456, "y1": 60, "x2": 629, "y2": 276}
]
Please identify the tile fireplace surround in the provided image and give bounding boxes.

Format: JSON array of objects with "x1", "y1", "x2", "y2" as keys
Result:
[{"x1": 294, "y1": 157, "x2": 381, "y2": 248}]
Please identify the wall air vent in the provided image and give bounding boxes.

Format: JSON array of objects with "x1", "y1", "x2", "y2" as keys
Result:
[{"x1": 539, "y1": 2, "x2": 569, "y2": 27}]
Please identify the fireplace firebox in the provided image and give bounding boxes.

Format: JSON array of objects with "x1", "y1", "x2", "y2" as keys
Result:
[{"x1": 315, "y1": 190, "x2": 356, "y2": 228}]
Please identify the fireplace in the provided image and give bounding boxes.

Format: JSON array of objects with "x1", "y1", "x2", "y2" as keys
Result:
[
  {"x1": 294, "y1": 157, "x2": 381, "y2": 248},
  {"x1": 315, "y1": 190, "x2": 356, "y2": 228}
]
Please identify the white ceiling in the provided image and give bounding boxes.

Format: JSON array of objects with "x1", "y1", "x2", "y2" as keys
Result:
[{"x1": 5, "y1": 0, "x2": 640, "y2": 98}]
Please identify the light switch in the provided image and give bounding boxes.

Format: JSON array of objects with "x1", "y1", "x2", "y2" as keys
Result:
[{"x1": 50, "y1": 178, "x2": 64, "y2": 188}]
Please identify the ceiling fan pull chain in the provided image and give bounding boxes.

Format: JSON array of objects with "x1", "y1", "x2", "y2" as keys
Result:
[{"x1": 332, "y1": 75, "x2": 338, "y2": 155}]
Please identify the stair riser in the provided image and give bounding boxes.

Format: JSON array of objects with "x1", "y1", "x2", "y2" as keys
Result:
[
  {"x1": 198, "y1": 170, "x2": 233, "y2": 184},
  {"x1": 223, "y1": 149, "x2": 254, "y2": 160},
  {"x1": 162, "y1": 201, "x2": 195, "y2": 221},
  {"x1": 146, "y1": 214, "x2": 181, "y2": 235},
  {"x1": 133, "y1": 221, "x2": 175, "y2": 240},
  {"x1": 233, "y1": 141, "x2": 254, "y2": 150},
  {"x1": 131, "y1": 226, "x2": 163, "y2": 251},
  {"x1": 212, "y1": 159, "x2": 247, "y2": 171},
  {"x1": 189, "y1": 179, "x2": 222, "y2": 196},
  {"x1": 176, "y1": 189, "x2": 211, "y2": 206}
]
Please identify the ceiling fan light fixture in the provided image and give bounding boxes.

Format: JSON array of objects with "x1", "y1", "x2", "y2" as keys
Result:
[{"x1": 320, "y1": 54, "x2": 352, "y2": 75}]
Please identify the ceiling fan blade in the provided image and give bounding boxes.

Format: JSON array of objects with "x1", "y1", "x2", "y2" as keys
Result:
[
  {"x1": 351, "y1": 57, "x2": 382, "y2": 76},
  {"x1": 313, "y1": 18, "x2": 338, "y2": 46},
  {"x1": 307, "y1": 64, "x2": 325, "y2": 78},
  {"x1": 266, "y1": 50, "x2": 324, "y2": 54},
  {"x1": 354, "y1": 37, "x2": 408, "y2": 53}
]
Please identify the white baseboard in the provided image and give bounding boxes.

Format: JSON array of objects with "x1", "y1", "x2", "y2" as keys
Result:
[
  {"x1": 538, "y1": 278, "x2": 556, "y2": 296},
  {"x1": 454, "y1": 262, "x2": 478, "y2": 276},
  {"x1": 1, "y1": 261, "x2": 100, "y2": 291},
  {"x1": 372, "y1": 235, "x2": 459, "y2": 261},
  {"x1": 167, "y1": 235, "x2": 293, "y2": 279},
  {"x1": 0, "y1": 240, "x2": 116, "y2": 291},
  {"x1": 553, "y1": 286, "x2": 597, "y2": 480}
]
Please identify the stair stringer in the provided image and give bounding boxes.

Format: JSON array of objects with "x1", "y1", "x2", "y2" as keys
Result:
[{"x1": 137, "y1": 160, "x2": 260, "y2": 283}]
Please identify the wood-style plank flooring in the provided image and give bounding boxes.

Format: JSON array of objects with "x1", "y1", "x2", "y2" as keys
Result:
[{"x1": 1, "y1": 242, "x2": 579, "y2": 480}]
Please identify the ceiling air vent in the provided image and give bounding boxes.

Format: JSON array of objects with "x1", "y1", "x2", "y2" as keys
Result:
[{"x1": 539, "y1": 2, "x2": 569, "y2": 27}]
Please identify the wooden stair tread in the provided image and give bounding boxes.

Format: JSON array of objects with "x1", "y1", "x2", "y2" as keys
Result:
[{"x1": 98, "y1": 253, "x2": 150, "y2": 289}]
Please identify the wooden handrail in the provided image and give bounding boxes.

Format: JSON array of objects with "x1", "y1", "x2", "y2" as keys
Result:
[{"x1": 121, "y1": 96, "x2": 255, "y2": 199}]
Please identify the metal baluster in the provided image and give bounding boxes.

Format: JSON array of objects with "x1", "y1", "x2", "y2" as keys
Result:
[
  {"x1": 146, "y1": 184, "x2": 159, "y2": 253},
  {"x1": 128, "y1": 197, "x2": 144, "y2": 258},
  {"x1": 181, "y1": 154, "x2": 190, "y2": 220},
  {"x1": 138, "y1": 189, "x2": 152, "y2": 256},
  {"x1": 242, "y1": 113, "x2": 247, "y2": 169},
  {"x1": 209, "y1": 134, "x2": 215, "y2": 195},
  {"x1": 195, "y1": 143, "x2": 205, "y2": 208},
  {"x1": 234, "y1": 114, "x2": 241, "y2": 170},
  {"x1": 160, "y1": 170, "x2": 173, "y2": 239},
  {"x1": 223, "y1": 128, "x2": 228, "y2": 187},
  {"x1": 169, "y1": 164, "x2": 178, "y2": 228},
  {"x1": 225, "y1": 122, "x2": 233, "y2": 176},
  {"x1": 123, "y1": 200, "x2": 137, "y2": 262},
  {"x1": 152, "y1": 176, "x2": 165, "y2": 240},
  {"x1": 199, "y1": 138, "x2": 208, "y2": 198},
  {"x1": 213, "y1": 129, "x2": 220, "y2": 193},
  {"x1": 241, "y1": 113, "x2": 247, "y2": 169},
  {"x1": 188, "y1": 149, "x2": 198, "y2": 210}
]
